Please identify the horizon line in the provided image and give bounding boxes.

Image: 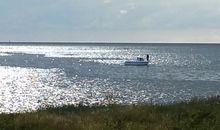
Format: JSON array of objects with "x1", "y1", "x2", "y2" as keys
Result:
[{"x1": 0, "y1": 41, "x2": 220, "y2": 44}]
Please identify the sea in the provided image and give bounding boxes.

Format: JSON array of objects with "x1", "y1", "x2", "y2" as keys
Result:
[{"x1": 0, "y1": 43, "x2": 220, "y2": 113}]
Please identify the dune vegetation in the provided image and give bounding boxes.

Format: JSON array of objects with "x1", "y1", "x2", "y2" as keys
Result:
[{"x1": 0, "y1": 96, "x2": 220, "y2": 130}]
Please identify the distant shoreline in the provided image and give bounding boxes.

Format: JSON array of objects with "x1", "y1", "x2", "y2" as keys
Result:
[{"x1": 0, "y1": 41, "x2": 220, "y2": 46}]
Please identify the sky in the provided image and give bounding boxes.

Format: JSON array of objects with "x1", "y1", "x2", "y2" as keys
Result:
[{"x1": 1, "y1": 0, "x2": 220, "y2": 42}]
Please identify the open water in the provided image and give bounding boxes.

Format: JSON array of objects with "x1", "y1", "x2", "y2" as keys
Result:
[{"x1": 0, "y1": 43, "x2": 220, "y2": 113}]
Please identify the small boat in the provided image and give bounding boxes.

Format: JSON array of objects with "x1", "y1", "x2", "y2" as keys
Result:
[{"x1": 124, "y1": 57, "x2": 149, "y2": 66}]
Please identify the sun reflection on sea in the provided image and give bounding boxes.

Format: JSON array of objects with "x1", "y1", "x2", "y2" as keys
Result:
[
  {"x1": 1, "y1": 44, "x2": 220, "y2": 113},
  {"x1": 0, "y1": 66, "x2": 84, "y2": 113}
]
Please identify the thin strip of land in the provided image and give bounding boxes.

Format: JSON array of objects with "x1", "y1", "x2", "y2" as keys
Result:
[{"x1": 1, "y1": 97, "x2": 220, "y2": 130}]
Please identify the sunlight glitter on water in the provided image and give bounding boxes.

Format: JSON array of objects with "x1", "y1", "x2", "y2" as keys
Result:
[
  {"x1": 0, "y1": 66, "x2": 171, "y2": 113},
  {"x1": 0, "y1": 66, "x2": 86, "y2": 113},
  {"x1": 0, "y1": 45, "x2": 151, "y2": 65},
  {"x1": 0, "y1": 53, "x2": 12, "y2": 56},
  {"x1": 0, "y1": 66, "x2": 139, "y2": 113},
  {"x1": 1, "y1": 44, "x2": 220, "y2": 113}
]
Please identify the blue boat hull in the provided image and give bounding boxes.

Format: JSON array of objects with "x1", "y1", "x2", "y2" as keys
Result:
[{"x1": 124, "y1": 61, "x2": 148, "y2": 66}]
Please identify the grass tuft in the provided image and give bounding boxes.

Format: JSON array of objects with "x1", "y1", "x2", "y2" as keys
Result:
[{"x1": 1, "y1": 96, "x2": 220, "y2": 130}]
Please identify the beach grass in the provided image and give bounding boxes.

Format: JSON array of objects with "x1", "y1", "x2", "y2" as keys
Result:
[{"x1": 1, "y1": 96, "x2": 220, "y2": 130}]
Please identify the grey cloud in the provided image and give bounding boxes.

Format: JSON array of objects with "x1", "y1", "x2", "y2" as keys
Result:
[{"x1": 1, "y1": 0, "x2": 220, "y2": 41}]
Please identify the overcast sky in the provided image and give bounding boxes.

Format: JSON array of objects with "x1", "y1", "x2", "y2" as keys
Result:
[{"x1": 1, "y1": 0, "x2": 220, "y2": 42}]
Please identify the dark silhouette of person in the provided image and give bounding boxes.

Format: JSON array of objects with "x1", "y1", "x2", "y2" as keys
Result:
[{"x1": 146, "y1": 54, "x2": 149, "y2": 61}]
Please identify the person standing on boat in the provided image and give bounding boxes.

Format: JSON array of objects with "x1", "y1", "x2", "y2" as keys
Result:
[{"x1": 146, "y1": 54, "x2": 149, "y2": 61}]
